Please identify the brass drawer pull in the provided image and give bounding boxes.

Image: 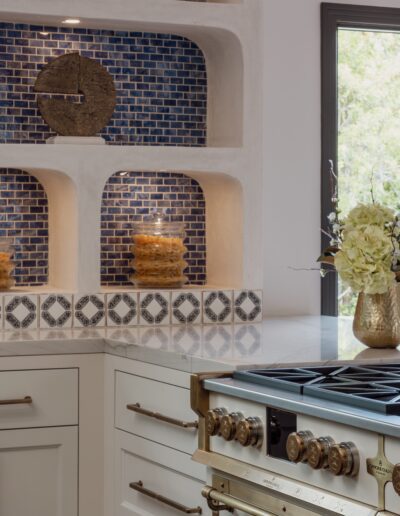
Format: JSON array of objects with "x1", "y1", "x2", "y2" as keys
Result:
[
  {"x1": 0, "y1": 396, "x2": 32, "y2": 406},
  {"x1": 130, "y1": 481, "x2": 202, "y2": 514},
  {"x1": 126, "y1": 403, "x2": 198, "y2": 429}
]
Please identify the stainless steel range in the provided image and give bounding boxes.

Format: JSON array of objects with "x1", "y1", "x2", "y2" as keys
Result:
[{"x1": 191, "y1": 365, "x2": 400, "y2": 515}]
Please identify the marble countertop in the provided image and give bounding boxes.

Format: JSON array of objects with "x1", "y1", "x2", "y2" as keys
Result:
[{"x1": 0, "y1": 316, "x2": 400, "y2": 372}]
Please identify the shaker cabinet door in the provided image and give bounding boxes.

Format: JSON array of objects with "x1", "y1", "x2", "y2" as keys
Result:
[{"x1": 0, "y1": 426, "x2": 78, "y2": 516}]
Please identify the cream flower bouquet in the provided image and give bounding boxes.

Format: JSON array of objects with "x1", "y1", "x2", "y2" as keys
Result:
[{"x1": 319, "y1": 203, "x2": 400, "y2": 295}]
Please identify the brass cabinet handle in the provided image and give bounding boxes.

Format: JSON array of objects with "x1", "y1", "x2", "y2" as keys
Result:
[
  {"x1": 130, "y1": 481, "x2": 202, "y2": 514},
  {"x1": 202, "y1": 486, "x2": 272, "y2": 516},
  {"x1": 0, "y1": 396, "x2": 32, "y2": 406},
  {"x1": 126, "y1": 403, "x2": 198, "y2": 429}
]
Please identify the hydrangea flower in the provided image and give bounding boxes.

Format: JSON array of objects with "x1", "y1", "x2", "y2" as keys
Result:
[{"x1": 333, "y1": 203, "x2": 397, "y2": 294}]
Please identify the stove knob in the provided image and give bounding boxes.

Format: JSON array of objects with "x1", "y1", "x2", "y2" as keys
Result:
[
  {"x1": 392, "y1": 464, "x2": 400, "y2": 495},
  {"x1": 286, "y1": 431, "x2": 314, "y2": 463},
  {"x1": 205, "y1": 408, "x2": 228, "y2": 436},
  {"x1": 307, "y1": 436, "x2": 335, "y2": 470},
  {"x1": 328, "y1": 442, "x2": 359, "y2": 477},
  {"x1": 220, "y1": 412, "x2": 244, "y2": 441},
  {"x1": 237, "y1": 417, "x2": 263, "y2": 447}
]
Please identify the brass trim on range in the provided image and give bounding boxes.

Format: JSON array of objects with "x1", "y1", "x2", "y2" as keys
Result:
[
  {"x1": 203, "y1": 474, "x2": 323, "y2": 516},
  {"x1": 367, "y1": 435, "x2": 395, "y2": 510},
  {"x1": 0, "y1": 396, "x2": 32, "y2": 406},
  {"x1": 126, "y1": 403, "x2": 198, "y2": 429},
  {"x1": 190, "y1": 372, "x2": 233, "y2": 451},
  {"x1": 202, "y1": 485, "x2": 272, "y2": 515},
  {"x1": 129, "y1": 481, "x2": 202, "y2": 514}
]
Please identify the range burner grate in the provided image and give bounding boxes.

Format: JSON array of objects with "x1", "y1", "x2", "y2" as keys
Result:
[{"x1": 233, "y1": 364, "x2": 400, "y2": 414}]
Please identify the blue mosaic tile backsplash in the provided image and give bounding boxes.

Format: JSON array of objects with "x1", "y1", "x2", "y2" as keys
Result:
[
  {"x1": 0, "y1": 23, "x2": 207, "y2": 145},
  {"x1": 101, "y1": 172, "x2": 206, "y2": 286},
  {"x1": 0, "y1": 169, "x2": 48, "y2": 285}
]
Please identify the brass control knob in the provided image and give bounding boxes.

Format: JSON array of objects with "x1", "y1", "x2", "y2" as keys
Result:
[
  {"x1": 328, "y1": 442, "x2": 359, "y2": 477},
  {"x1": 220, "y1": 412, "x2": 244, "y2": 441},
  {"x1": 392, "y1": 464, "x2": 400, "y2": 496},
  {"x1": 206, "y1": 408, "x2": 228, "y2": 436},
  {"x1": 236, "y1": 417, "x2": 263, "y2": 447},
  {"x1": 286, "y1": 431, "x2": 314, "y2": 463},
  {"x1": 307, "y1": 436, "x2": 335, "y2": 470}
]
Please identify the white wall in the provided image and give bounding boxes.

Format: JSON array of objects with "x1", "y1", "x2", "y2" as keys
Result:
[{"x1": 261, "y1": 0, "x2": 400, "y2": 316}]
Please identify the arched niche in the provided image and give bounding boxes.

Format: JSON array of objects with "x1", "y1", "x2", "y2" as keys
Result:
[
  {"x1": 100, "y1": 171, "x2": 207, "y2": 286},
  {"x1": 20, "y1": 168, "x2": 78, "y2": 291},
  {"x1": 100, "y1": 168, "x2": 243, "y2": 289},
  {"x1": 188, "y1": 171, "x2": 243, "y2": 287},
  {"x1": 180, "y1": 27, "x2": 244, "y2": 147},
  {"x1": 0, "y1": 168, "x2": 49, "y2": 286}
]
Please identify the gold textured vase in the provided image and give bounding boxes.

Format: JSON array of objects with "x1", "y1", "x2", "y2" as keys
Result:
[{"x1": 353, "y1": 284, "x2": 400, "y2": 348}]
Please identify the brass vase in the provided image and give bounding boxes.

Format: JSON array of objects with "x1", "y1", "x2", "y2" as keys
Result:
[{"x1": 353, "y1": 283, "x2": 400, "y2": 348}]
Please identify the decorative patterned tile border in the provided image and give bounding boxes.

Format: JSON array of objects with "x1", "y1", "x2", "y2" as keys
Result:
[
  {"x1": 139, "y1": 291, "x2": 170, "y2": 325},
  {"x1": 202, "y1": 290, "x2": 233, "y2": 324},
  {"x1": 74, "y1": 294, "x2": 106, "y2": 328},
  {"x1": 106, "y1": 293, "x2": 138, "y2": 327},
  {"x1": 0, "y1": 289, "x2": 262, "y2": 329},
  {"x1": 4, "y1": 294, "x2": 38, "y2": 330},
  {"x1": 40, "y1": 294, "x2": 73, "y2": 329},
  {"x1": 171, "y1": 291, "x2": 202, "y2": 325},
  {"x1": 234, "y1": 290, "x2": 262, "y2": 323}
]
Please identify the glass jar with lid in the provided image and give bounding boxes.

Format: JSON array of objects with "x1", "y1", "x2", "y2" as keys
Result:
[
  {"x1": 0, "y1": 239, "x2": 15, "y2": 290},
  {"x1": 130, "y1": 211, "x2": 188, "y2": 288}
]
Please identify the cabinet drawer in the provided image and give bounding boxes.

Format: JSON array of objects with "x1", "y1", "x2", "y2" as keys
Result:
[
  {"x1": 115, "y1": 430, "x2": 207, "y2": 516},
  {"x1": 0, "y1": 369, "x2": 78, "y2": 429},
  {"x1": 115, "y1": 371, "x2": 197, "y2": 454}
]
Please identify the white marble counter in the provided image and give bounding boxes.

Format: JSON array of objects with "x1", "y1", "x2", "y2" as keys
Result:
[{"x1": 0, "y1": 316, "x2": 400, "y2": 372}]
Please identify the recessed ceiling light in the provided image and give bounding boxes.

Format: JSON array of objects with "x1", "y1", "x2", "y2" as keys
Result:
[
  {"x1": 39, "y1": 32, "x2": 49, "y2": 36},
  {"x1": 62, "y1": 19, "x2": 81, "y2": 25}
]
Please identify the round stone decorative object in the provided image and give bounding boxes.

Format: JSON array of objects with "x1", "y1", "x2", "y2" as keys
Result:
[{"x1": 34, "y1": 53, "x2": 116, "y2": 136}]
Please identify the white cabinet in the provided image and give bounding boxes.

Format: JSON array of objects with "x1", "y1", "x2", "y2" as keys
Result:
[
  {"x1": 115, "y1": 371, "x2": 198, "y2": 454},
  {"x1": 115, "y1": 430, "x2": 207, "y2": 516},
  {"x1": 0, "y1": 367, "x2": 79, "y2": 516},
  {"x1": 105, "y1": 356, "x2": 207, "y2": 516},
  {"x1": 0, "y1": 426, "x2": 78, "y2": 516},
  {"x1": 0, "y1": 368, "x2": 78, "y2": 429}
]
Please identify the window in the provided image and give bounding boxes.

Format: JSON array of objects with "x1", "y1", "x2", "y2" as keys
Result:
[{"x1": 321, "y1": 3, "x2": 400, "y2": 316}]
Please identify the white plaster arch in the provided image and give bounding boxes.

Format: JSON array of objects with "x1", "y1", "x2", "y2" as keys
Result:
[
  {"x1": 101, "y1": 169, "x2": 243, "y2": 289},
  {"x1": 13, "y1": 168, "x2": 78, "y2": 291}
]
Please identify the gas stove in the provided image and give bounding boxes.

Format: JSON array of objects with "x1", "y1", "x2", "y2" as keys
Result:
[
  {"x1": 235, "y1": 364, "x2": 400, "y2": 414},
  {"x1": 190, "y1": 365, "x2": 400, "y2": 515}
]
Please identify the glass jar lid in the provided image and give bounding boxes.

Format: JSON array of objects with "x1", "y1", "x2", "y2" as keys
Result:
[{"x1": 133, "y1": 210, "x2": 185, "y2": 237}]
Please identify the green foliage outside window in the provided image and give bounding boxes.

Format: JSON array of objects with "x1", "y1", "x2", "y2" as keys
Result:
[{"x1": 338, "y1": 29, "x2": 400, "y2": 315}]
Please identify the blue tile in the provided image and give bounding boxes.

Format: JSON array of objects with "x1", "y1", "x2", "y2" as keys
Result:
[{"x1": 0, "y1": 22, "x2": 206, "y2": 146}]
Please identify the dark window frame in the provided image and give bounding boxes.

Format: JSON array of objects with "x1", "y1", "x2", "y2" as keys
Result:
[{"x1": 321, "y1": 2, "x2": 400, "y2": 315}]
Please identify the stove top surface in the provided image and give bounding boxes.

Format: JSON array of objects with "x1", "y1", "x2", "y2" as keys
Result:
[{"x1": 233, "y1": 364, "x2": 400, "y2": 415}]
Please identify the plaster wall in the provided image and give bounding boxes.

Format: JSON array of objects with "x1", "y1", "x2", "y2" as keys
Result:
[
  {"x1": 0, "y1": 0, "x2": 263, "y2": 294},
  {"x1": 261, "y1": 0, "x2": 400, "y2": 317}
]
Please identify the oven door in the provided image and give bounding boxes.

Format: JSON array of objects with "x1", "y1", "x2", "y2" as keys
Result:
[{"x1": 201, "y1": 474, "x2": 380, "y2": 516}]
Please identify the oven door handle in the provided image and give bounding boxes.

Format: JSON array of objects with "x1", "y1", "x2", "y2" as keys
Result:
[{"x1": 202, "y1": 486, "x2": 274, "y2": 516}]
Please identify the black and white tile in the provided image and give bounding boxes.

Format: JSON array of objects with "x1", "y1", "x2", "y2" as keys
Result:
[
  {"x1": 203, "y1": 290, "x2": 233, "y2": 324},
  {"x1": 4, "y1": 294, "x2": 38, "y2": 330},
  {"x1": 40, "y1": 294, "x2": 73, "y2": 329},
  {"x1": 234, "y1": 290, "x2": 262, "y2": 323},
  {"x1": 171, "y1": 291, "x2": 201, "y2": 325},
  {"x1": 74, "y1": 294, "x2": 105, "y2": 328},
  {"x1": 139, "y1": 292, "x2": 170, "y2": 325},
  {"x1": 106, "y1": 293, "x2": 138, "y2": 327}
]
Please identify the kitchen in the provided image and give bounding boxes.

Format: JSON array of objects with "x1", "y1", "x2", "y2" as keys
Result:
[{"x1": 1, "y1": 0, "x2": 400, "y2": 515}]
